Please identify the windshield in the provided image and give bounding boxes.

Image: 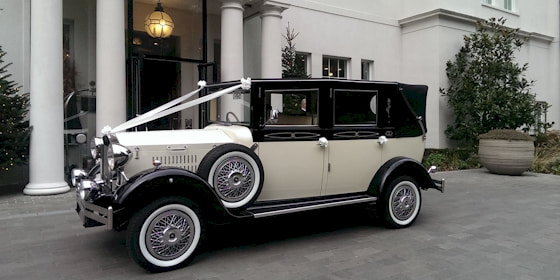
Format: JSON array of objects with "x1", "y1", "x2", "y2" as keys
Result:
[{"x1": 201, "y1": 84, "x2": 251, "y2": 127}]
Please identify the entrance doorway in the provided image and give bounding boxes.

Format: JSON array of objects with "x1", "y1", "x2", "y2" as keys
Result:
[
  {"x1": 127, "y1": 0, "x2": 209, "y2": 130},
  {"x1": 131, "y1": 31, "x2": 180, "y2": 130}
]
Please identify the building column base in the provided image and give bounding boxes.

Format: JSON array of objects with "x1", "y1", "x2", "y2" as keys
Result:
[{"x1": 24, "y1": 182, "x2": 70, "y2": 196}]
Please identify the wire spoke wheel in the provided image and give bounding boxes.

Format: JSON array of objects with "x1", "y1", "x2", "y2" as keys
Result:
[
  {"x1": 381, "y1": 176, "x2": 422, "y2": 228},
  {"x1": 127, "y1": 198, "x2": 202, "y2": 272},
  {"x1": 146, "y1": 209, "x2": 194, "y2": 261},
  {"x1": 213, "y1": 156, "x2": 254, "y2": 203},
  {"x1": 390, "y1": 184, "x2": 416, "y2": 221},
  {"x1": 198, "y1": 144, "x2": 264, "y2": 209}
]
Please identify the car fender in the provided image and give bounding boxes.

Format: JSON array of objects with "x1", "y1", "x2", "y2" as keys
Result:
[
  {"x1": 111, "y1": 167, "x2": 233, "y2": 230},
  {"x1": 368, "y1": 156, "x2": 435, "y2": 196}
]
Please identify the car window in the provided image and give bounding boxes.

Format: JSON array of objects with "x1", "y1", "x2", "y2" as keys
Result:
[
  {"x1": 264, "y1": 89, "x2": 318, "y2": 125},
  {"x1": 334, "y1": 89, "x2": 377, "y2": 125}
]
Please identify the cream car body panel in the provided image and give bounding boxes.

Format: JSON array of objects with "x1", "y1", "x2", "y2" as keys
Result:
[
  {"x1": 324, "y1": 139, "x2": 383, "y2": 195},
  {"x1": 256, "y1": 141, "x2": 326, "y2": 201},
  {"x1": 381, "y1": 136, "x2": 425, "y2": 163},
  {"x1": 115, "y1": 126, "x2": 255, "y2": 175},
  {"x1": 203, "y1": 124, "x2": 254, "y2": 148}
]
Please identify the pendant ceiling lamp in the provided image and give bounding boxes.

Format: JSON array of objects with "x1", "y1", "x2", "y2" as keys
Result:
[{"x1": 144, "y1": 1, "x2": 174, "y2": 39}]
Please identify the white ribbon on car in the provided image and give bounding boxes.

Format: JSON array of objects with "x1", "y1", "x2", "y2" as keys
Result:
[{"x1": 110, "y1": 78, "x2": 251, "y2": 133}]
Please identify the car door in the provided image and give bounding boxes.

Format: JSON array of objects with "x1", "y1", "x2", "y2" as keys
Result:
[
  {"x1": 324, "y1": 88, "x2": 384, "y2": 195},
  {"x1": 254, "y1": 88, "x2": 327, "y2": 201}
]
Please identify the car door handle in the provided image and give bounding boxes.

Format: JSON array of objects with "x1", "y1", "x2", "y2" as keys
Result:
[
  {"x1": 317, "y1": 137, "x2": 328, "y2": 148},
  {"x1": 378, "y1": 136, "x2": 388, "y2": 145}
]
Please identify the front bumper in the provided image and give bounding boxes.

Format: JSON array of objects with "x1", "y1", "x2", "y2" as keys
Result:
[
  {"x1": 72, "y1": 167, "x2": 114, "y2": 229},
  {"x1": 76, "y1": 193, "x2": 114, "y2": 230}
]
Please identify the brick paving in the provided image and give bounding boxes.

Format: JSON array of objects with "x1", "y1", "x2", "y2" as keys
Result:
[{"x1": 0, "y1": 169, "x2": 559, "y2": 279}]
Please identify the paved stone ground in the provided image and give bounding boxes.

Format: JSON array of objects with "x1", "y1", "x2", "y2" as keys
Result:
[{"x1": 0, "y1": 169, "x2": 559, "y2": 279}]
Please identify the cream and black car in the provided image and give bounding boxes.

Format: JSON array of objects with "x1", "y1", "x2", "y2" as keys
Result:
[{"x1": 72, "y1": 78, "x2": 444, "y2": 272}]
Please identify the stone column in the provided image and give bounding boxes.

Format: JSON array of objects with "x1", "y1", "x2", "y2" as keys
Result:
[
  {"x1": 260, "y1": 2, "x2": 288, "y2": 113},
  {"x1": 24, "y1": 0, "x2": 69, "y2": 195},
  {"x1": 96, "y1": 0, "x2": 126, "y2": 134},
  {"x1": 219, "y1": 0, "x2": 244, "y2": 121},
  {"x1": 260, "y1": 2, "x2": 288, "y2": 78}
]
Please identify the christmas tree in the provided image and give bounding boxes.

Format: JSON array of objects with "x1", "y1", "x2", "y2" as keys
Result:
[
  {"x1": 281, "y1": 23, "x2": 308, "y2": 79},
  {"x1": 0, "y1": 46, "x2": 30, "y2": 172}
]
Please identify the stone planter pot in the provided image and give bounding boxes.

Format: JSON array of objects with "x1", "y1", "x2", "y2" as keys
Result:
[{"x1": 478, "y1": 139, "x2": 535, "y2": 175}]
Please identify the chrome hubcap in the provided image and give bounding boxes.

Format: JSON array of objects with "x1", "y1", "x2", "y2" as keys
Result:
[
  {"x1": 146, "y1": 210, "x2": 193, "y2": 261},
  {"x1": 391, "y1": 184, "x2": 416, "y2": 221},
  {"x1": 213, "y1": 156, "x2": 254, "y2": 202}
]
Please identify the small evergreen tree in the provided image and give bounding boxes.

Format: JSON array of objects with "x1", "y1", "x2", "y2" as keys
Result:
[
  {"x1": 441, "y1": 17, "x2": 538, "y2": 149},
  {"x1": 281, "y1": 23, "x2": 308, "y2": 78},
  {"x1": 0, "y1": 46, "x2": 30, "y2": 172}
]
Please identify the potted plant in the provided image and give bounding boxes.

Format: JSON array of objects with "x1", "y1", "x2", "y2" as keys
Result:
[
  {"x1": 441, "y1": 18, "x2": 539, "y2": 150},
  {"x1": 478, "y1": 129, "x2": 535, "y2": 175}
]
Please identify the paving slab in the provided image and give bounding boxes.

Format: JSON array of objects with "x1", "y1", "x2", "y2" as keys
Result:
[{"x1": 0, "y1": 169, "x2": 559, "y2": 279}]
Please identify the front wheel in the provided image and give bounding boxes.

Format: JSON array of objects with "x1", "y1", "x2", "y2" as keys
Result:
[
  {"x1": 126, "y1": 197, "x2": 203, "y2": 272},
  {"x1": 379, "y1": 176, "x2": 422, "y2": 228}
]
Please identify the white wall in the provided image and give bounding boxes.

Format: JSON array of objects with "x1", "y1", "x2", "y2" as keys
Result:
[
  {"x1": 2, "y1": 0, "x2": 558, "y2": 150},
  {"x1": 250, "y1": 0, "x2": 560, "y2": 148},
  {"x1": 277, "y1": 4, "x2": 402, "y2": 80},
  {"x1": 0, "y1": 0, "x2": 31, "y2": 93}
]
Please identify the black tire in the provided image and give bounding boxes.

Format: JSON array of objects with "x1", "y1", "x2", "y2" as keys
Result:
[
  {"x1": 379, "y1": 176, "x2": 422, "y2": 228},
  {"x1": 126, "y1": 197, "x2": 203, "y2": 272},
  {"x1": 198, "y1": 144, "x2": 264, "y2": 209}
]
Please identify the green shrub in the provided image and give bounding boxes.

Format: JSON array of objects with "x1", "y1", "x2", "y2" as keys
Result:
[
  {"x1": 441, "y1": 17, "x2": 539, "y2": 149},
  {"x1": 422, "y1": 149, "x2": 480, "y2": 171},
  {"x1": 531, "y1": 132, "x2": 560, "y2": 175},
  {"x1": 424, "y1": 132, "x2": 560, "y2": 175}
]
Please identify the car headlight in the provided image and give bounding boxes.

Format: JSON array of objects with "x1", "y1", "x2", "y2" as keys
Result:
[
  {"x1": 106, "y1": 143, "x2": 131, "y2": 170},
  {"x1": 77, "y1": 179, "x2": 100, "y2": 201},
  {"x1": 70, "y1": 169, "x2": 87, "y2": 188},
  {"x1": 90, "y1": 137, "x2": 103, "y2": 159}
]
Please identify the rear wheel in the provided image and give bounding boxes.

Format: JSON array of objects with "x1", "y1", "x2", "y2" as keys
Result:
[
  {"x1": 379, "y1": 176, "x2": 421, "y2": 228},
  {"x1": 127, "y1": 197, "x2": 202, "y2": 272}
]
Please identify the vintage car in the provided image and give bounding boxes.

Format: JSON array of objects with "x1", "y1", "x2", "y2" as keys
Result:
[{"x1": 72, "y1": 78, "x2": 444, "y2": 272}]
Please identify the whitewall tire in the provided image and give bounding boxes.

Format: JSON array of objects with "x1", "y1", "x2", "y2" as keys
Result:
[
  {"x1": 127, "y1": 197, "x2": 202, "y2": 272},
  {"x1": 380, "y1": 176, "x2": 422, "y2": 228}
]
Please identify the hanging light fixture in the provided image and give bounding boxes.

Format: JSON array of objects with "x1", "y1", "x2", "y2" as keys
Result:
[{"x1": 144, "y1": 1, "x2": 175, "y2": 39}]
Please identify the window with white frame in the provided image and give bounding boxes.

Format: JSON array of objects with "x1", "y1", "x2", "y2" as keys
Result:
[
  {"x1": 361, "y1": 60, "x2": 373, "y2": 80},
  {"x1": 504, "y1": 0, "x2": 514, "y2": 11},
  {"x1": 482, "y1": 0, "x2": 516, "y2": 11},
  {"x1": 322, "y1": 56, "x2": 348, "y2": 79}
]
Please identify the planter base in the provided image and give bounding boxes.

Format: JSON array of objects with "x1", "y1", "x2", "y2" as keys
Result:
[{"x1": 478, "y1": 139, "x2": 534, "y2": 176}]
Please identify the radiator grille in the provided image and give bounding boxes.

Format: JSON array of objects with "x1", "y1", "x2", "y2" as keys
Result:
[{"x1": 152, "y1": 154, "x2": 199, "y2": 172}]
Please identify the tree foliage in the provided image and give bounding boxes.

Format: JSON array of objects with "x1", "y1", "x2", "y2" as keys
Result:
[
  {"x1": 441, "y1": 17, "x2": 538, "y2": 149},
  {"x1": 0, "y1": 46, "x2": 30, "y2": 172},
  {"x1": 281, "y1": 23, "x2": 308, "y2": 78}
]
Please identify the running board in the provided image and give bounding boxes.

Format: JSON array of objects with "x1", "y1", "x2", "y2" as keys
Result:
[{"x1": 244, "y1": 195, "x2": 377, "y2": 219}]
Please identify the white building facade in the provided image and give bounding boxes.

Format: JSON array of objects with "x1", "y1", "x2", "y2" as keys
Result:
[{"x1": 0, "y1": 0, "x2": 558, "y2": 194}]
